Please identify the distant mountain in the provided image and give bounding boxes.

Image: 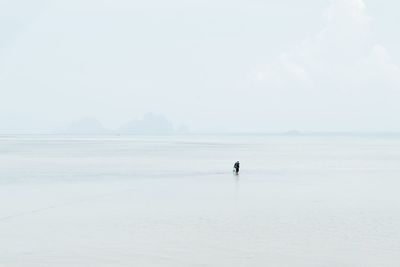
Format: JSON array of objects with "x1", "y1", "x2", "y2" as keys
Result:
[
  {"x1": 63, "y1": 118, "x2": 108, "y2": 134},
  {"x1": 119, "y1": 113, "x2": 174, "y2": 134},
  {"x1": 283, "y1": 130, "x2": 301, "y2": 135},
  {"x1": 176, "y1": 124, "x2": 189, "y2": 134}
]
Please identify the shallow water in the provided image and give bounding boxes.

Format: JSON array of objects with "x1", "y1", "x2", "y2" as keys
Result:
[{"x1": 1, "y1": 135, "x2": 400, "y2": 266}]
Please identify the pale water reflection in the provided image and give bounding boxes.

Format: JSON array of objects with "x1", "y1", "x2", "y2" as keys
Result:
[{"x1": 0, "y1": 135, "x2": 400, "y2": 266}]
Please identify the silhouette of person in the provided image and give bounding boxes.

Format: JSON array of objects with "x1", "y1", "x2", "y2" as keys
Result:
[{"x1": 233, "y1": 161, "x2": 240, "y2": 174}]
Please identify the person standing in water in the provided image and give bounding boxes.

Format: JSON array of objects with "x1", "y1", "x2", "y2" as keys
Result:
[{"x1": 233, "y1": 161, "x2": 240, "y2": 174}]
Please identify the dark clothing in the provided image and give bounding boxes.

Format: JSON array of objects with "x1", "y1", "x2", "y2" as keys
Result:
[{"x1": 234, "y1": 162, "x2": 240, "y2": 173}]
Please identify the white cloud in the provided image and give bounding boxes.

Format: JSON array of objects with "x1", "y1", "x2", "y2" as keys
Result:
[{"x1": 254, "y1": 0, "x2": 400, "y2": 92}]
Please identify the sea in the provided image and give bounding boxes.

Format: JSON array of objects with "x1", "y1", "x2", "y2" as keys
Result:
[{"x1": 0, "y1": 134, "x2": 399, "y2": 266}]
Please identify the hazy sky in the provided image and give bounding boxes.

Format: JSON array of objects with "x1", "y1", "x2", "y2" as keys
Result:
[{"x1": 1, "y1": 0, "x2": 400, "y2": 133}]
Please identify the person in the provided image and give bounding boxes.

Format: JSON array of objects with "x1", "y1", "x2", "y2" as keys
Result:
[{"x1": 233, "y1": 161, "x2": 240, "y2": 174}]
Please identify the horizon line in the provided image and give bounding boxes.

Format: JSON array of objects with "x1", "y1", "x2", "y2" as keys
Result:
[{"x1": 2, "y1": 131, "x2": 400, "y2": 136}]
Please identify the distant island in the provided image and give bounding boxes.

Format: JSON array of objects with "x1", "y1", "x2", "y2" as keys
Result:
[
  {"x1": 119, "y1": 113, "x2": 174, "y2": 134},
  {"x1": 62, "y1": 113, "x2": 184, "y2": 135},
  {"x1": 283, "y1": 130, "x2": 301, "y2": 135},
  {"x1": 62, "y1": 118, "x2": 108, "y2": 135}
]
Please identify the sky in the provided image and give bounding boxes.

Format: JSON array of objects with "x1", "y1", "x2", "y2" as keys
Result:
[{"x1": 1, "y1": 0, "x2": 400, "y2": 133}]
